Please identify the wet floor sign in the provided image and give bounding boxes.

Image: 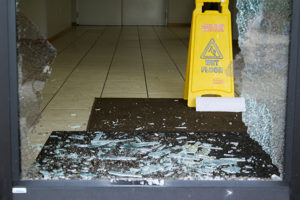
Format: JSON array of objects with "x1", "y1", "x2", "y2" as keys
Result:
[{"x1": 184, "y1": 0, "x2": 235, "y2": 107}]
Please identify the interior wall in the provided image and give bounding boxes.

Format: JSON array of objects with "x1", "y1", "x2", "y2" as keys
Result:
[
  {"x1": 19, "y1": 0, "x2": 72, "y2": 38},
  {"x1": 122, "y1": 0, "x2": 167, "y2": 25},
  {"x1": 167, "y1": 0, "x2": 238, "y2": 40},
  {"x1": 168, "y1": 0, "x2": 194, "y2": 24},
  {"x1": 77, "y1": 0, "x2": 122, "y2": 25},
  {"x1": 229, "y1": 0, "x2": 239, "y2": 40},
  {"x1": 20, "y1": 0, "x2": 237, "y2": 39},
  {"x1": 46, "y1": 0, "x2": 72, "y2": 38},
  {"x1": 71, "y1": 0, "x2": 77, "y2": 24},
  {"x1": 19, "y1": 0, "x2": 48, "y2": 37}
]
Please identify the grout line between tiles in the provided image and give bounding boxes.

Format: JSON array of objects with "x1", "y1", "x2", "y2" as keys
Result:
[
  {"x1": 152, "y1": 27, "x2": 185, "y2": 81},
  {"x1": 56, "y1": 30, "x2": 88, "y2": 56},
  {"x1": 137, "y1": 26, "x2": 149, "y2": 98},
  {"x1": 30, "y1": 28, "x2": 107, "y2": 129},
  {"x1": 100, "y1": 27, "x2": 123, "y2": 98},
  {"x1": 168, "y1": 27, "x2": 190, "y2": 49}
]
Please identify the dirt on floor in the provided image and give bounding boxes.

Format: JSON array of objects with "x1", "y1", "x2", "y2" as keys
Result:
[{"x1": 88, "y1": 98, "x2": 247, "y2": 133}]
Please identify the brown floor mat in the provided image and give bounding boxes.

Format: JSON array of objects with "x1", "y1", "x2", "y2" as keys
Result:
[{"x1": 87, "y1": 98, "x2": 247, "y2": 133}]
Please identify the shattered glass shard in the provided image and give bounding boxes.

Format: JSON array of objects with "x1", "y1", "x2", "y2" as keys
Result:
[
  {"x1": 109, "y1": 171, "x2": 142, "y2": 178},
  {"x1": 222, "y1": 166, "x2": 241, "y2": 174},
  {"x1": 99, "y1": 155, "x2": 137, "y2": 161}
]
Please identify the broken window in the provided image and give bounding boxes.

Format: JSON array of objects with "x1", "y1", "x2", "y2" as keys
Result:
[{"x1": 18, "y1": 0, "x2": 291, "y2": 182}]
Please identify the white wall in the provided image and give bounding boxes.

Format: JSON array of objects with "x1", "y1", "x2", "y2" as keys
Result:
[
  {"x1": 168, "y1": 0, "x2": 194, "y2": 24},
  {"x1": 168, "y1": 0, "x2": 239, "y2": 40},
  {"x1": 20, "y1": 0, "x2": 238, "y2": 40},
  {"x1": 77, "y1": 0, "x2": 167, "y2": 26},
  {"x1": 19, "y1": 0, "x2": 72, "y2": 38},
  {"x1": 229, "y1": 0, "x2": 239, "y2": 40},
  {"x1": 75, "y1": 0, "x2": 194, "y2": 25},
  {"x1": 122, "y1": 0, "x2": 167, "y2": 25},
  {"x1": 19, "y1": 0, "x2": 48, "y2": 37},
  {"x1": 76, "y1": 0, "x2": 195, "y2": 26},
  {"x1": 78, "y1": 0, "x2": 122, "y2": 25},
  {"x1": 46, "y1": 0, "x2": 72, "y2": 38},
  {"x1": 71, "y1": 0, "x2": 78, "y2": 23}
]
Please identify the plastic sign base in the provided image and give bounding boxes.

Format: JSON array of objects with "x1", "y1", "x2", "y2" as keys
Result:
[{"x1": 196, "y1": 97, "x2": 246, "y2": 112}]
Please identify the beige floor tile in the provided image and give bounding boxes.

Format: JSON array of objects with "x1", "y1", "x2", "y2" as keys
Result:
[
  {"x1": 146, "y1": 73, "x2": 183, "y2": 81},
  {"x1": 154, "y1": 28, "x2": 178, "y2": 40},
  {"x1": 144, "y1": 62, "x2": 178, "y2": 69},
  {"x1": 142, "y1": 52, "x2": 167, "y2": 58},
  {"x1": 31, "y1": 119, "x2": 88, "y2": 133},
  {"x1": 107, "y1": 71, "x2": 145, "y2": 81},
  {"x1": 41, "y1": 109, "x2": 91, "y2": 121},
  {"x1": 114, "y1": 55, "x2": 142, "y2": 61},
  {"x1": 147, "y1": 79, "x2": 184, "y2": 93},
  {"x1": 148, "y1": 92, "x2": 184, "y2": 99},
  {"x1": 67, "y1": 74, "x2": 107, "y2": 83},
  {"x1": 76, "y1": 65, "x2": 110, "y2": 72},
  {"x1": 115, "y1": 50, "x2": 141, "y2": 56},
  {"x1": 47, "y1": 94, "x2": 95, "y2": 109},
  {"x1": 173, "y1": 58, "x2": 188, "y2": 66},
  {"x1": 52, "y1": 57, "x2": 81, "y2": 66},
  {"x1": 143, "y1": 59, "x2": 174, "y2": 66},
  {"x1": 145, "y1": 68, "x2": 182, "y2": 77},
  {"x1": 50, "y1": 66, "x2": 74, "y2": 72},
  {"x1": 80, "y1": 59, "x2": 112, "y2": 66},
  {"x1": 56, "y1": 89, "x2": 100, "y2": 99},
  {"x1": 51, "y1": 31, "x2": 86, "y2": 53},
  {"x1": 72, "y1": 67, "x2": 108, "y2": 73},
  {"x1": 50, "y1": 63, "x2": 75, "y2": 69},
  {"x1": 47, "y1": 69, "x2": 72, "y2": 82},
  {"x1": 103, "y1": 80, "x2": 147, "y2": 94},
  {"x1": 66, "y1": 44, "x2": 91, "y2": 52},
  {"x1": 87, "y1": 50, "x2": 116, "y2": 57},
  {"x1": 109, "y1": 67, "x2": 144, "y2": 74},
  {"x1": 58, "y1": 81, "x2": 103, "y2": 97},
  {"x1": 102, "y1": 92, "x2": 147, "y2": 98},
  {"x1": 140, "y1": 41, "x2": 161, "y2": 47},
  {"x1": 112, "y1": 60, "x2": 142, "y2": 67},
  {"x1": 42, "y1": 81, "x2": 64, "y2": 94},
  {"x1": 40, "y1": 93, "x2": 54, "y2": 110},
  {"x1": 81, "y1": 54, "x2": 114, "y2": 62},
  {"x1": 110, "y1": 64, "x2": 143, "y2": 70},
  {"x1": 62, "y1": 79, "x2": 104, "y2": 89},
  {"x1": 69, "y1": 70, "x2": 108, "y2": 81},
  {"x1": 57, "y1": 86, "x2": 102, "y2": 98},
  {"x1": 57, "y1": 50, "x2": 85, "y2": 58},
  {"x1": 29, "y1": 129, "x2": 51, "y2": 146},
  {"x1": 178, "y1": 65, "x2": 187, "y2": 78},
  {"x1": 34, "y1": 26, "x2": 192, "y2": 134}
]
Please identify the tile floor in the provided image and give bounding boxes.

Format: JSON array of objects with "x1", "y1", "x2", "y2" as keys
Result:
[{"x1": 28, "y1": 26, "x2": 191, "y2": 162}]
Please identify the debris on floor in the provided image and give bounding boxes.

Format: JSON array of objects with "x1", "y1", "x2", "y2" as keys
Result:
[
  {"x1": 88, "y1": 98, "x2": 247, "y2": 133},
  {"x1": 26, "y1": 131, "x2": 279, "y2": 180}
]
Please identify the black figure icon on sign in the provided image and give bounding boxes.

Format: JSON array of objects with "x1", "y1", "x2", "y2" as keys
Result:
[{"x1": 201, "y1": 39, "x2": 223, "y2": 59}]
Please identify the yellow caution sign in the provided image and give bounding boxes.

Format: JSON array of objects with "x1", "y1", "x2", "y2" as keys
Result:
[{"x1": 184, "y1": 0, "x2": 235, "y2": 107}]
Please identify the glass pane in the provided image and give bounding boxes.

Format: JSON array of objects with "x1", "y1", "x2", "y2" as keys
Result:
[{"x1": 17, "y1": 0, "x2": 292, "y2": 181}]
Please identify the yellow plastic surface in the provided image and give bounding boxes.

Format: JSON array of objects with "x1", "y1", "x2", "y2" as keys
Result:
[{"x1": 184, "y1": 0, "x2": 235, "y2": 107}]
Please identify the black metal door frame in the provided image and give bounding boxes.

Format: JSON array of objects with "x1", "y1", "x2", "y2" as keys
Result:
[{"x1": 0, "y1": 0, "x2": 299, "y2": 199}]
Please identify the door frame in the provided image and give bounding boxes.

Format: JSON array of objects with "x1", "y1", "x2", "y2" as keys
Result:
[{"x1": 0, "y1": 0, "x2": 300, "y2": 199}]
